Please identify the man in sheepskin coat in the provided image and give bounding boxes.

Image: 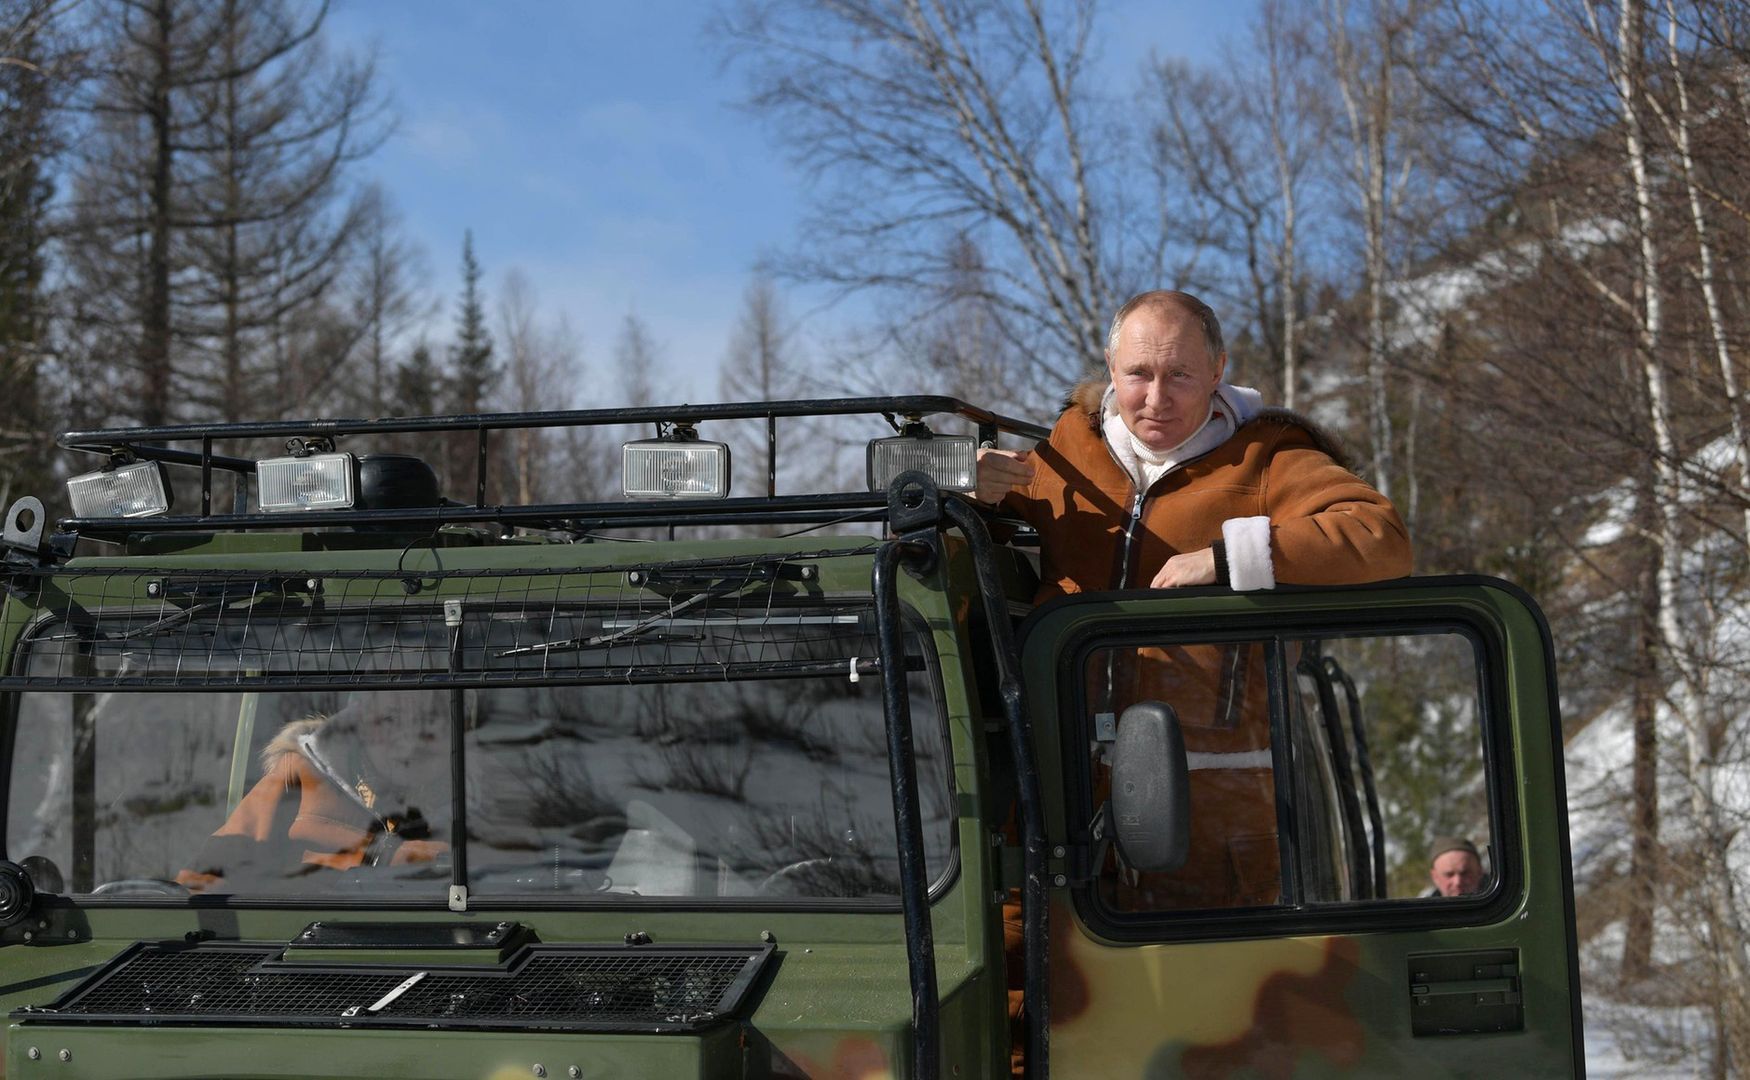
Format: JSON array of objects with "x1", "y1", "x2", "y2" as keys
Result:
[
  {"x1": 979, "y1": 289, "x2": 1411, "y2": 906},
  {"x1": 977, "y1": 289, "x2": 1410, "y2": 599},
  {"x1": 984, "y1": 289, "x2": 1411, "y2": 1074},
  {"x1": 176, "y1": 692, "x2": 449, "y2": 894}
]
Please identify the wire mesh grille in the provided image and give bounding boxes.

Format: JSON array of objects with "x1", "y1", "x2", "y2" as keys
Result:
[
  {"x1": 1, "y1": 547, "x2": 891, "y2": 689},
  {"x1": 26, "y1": 942, "x2": 771, "y2": 1031}
]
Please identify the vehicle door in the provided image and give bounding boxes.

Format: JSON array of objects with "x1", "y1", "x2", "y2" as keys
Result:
[{"x1": 1018, "y1": 575, "x2": 1582, "y2": 1079}]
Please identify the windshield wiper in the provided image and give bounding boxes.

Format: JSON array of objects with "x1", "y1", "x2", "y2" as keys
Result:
[
  {"x1": 116, "y1": 577, "x2": 318, "y2": 640},
  {"x1": 498, "y1": 556, "x2": 818, "y2": 658},
  {"x1": 496, "y1": 589, "x2": 719, "y2": 657}
]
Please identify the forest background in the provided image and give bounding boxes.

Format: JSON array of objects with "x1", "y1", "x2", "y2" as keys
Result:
[{"x1": 5, "y1": 0, "x2": 1750, "y2": 1072}]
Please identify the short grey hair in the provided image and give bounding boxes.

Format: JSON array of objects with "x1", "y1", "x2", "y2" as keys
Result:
[{"x1": 1105, "y1": 290, "x2": 1225, "y2": 365}]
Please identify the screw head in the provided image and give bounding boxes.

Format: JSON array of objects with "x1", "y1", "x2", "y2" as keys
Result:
[
  {"x1": 58, "y1": 1049, "x2": 70, "y2": 1062},
  {"x1": 1052, "y1": 874, "x2": 1068, "y2": 888},
  {"x1": 1052, "y1": 845, "x2": 1066, "y2": 859},
  {"x1": 26, "y1": 1047, "x2": 38, "y2": 1060},
  {"x1": 146, "y1": 581, "x2": 161, "y2": 597},
  {"x1": 759, "y1": 930, "x2": 775, "y2": 944},
  {"x1": 570, "y1": 1069, "x2": 583, "y2": 1079},
  {"x1": 533, "y1": 1066, "x2": 547, "y2": 1078}
]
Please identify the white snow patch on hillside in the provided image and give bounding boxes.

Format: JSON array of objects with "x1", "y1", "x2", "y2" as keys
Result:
[{"x1": 1384, "y1": 218, "x2": 1628, "y2": 350}]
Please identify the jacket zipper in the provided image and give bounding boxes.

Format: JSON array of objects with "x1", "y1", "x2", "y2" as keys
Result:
[{"x1": 1116, "y1": 490, "x2": 1145, "y2": 590}]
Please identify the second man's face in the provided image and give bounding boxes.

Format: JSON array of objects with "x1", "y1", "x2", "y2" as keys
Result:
[
  {"x1": 1430, "y1": 850, "x2": 1483, "y2": 897},
  {"x1": 1107, "y1": 307, "x2": 1226, "y2": 452}
]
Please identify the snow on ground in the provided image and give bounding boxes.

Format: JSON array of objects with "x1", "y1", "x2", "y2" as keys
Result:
[
  {"x1": 1564, "y1": 582, "x2": 1750, "y2": 1075},
  {"x1": 1584, "y1": 999, "x2": 1711, "y2": 1078}
]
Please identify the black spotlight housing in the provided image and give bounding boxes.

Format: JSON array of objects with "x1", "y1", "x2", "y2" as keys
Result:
[
  {"x1": 0, "y1": 861, "x2": 36, "y2": 927},
  {"x1": 355, "y1": 455, "x2": 442, "y2": 513}
]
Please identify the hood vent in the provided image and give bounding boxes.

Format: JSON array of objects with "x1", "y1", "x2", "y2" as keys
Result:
[{"x1": 17, "y1": 940, "x2": 772, "y2": 1034}]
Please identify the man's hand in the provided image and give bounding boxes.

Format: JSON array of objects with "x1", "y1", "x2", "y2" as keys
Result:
[
  {"x1": 975, "y1": 447, "x2": 1035, "y2": 505},
  {"x1": 1151, "y1": 547, "x2": 1217, "y2": 588}
]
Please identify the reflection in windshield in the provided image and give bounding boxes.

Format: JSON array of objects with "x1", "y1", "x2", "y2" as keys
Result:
[{"x1": 4, "y1": 604, "x2": 953, "y2": 902}]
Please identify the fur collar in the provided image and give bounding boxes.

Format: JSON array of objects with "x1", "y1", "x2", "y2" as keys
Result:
[{"x1": 1063, "y1": 376, "x2": 1354, "y2": 470}]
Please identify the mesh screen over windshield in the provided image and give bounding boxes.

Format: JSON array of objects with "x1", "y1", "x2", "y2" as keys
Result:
[{"x1": 2, "y1": 554, "x2": 953, "y2": 903}]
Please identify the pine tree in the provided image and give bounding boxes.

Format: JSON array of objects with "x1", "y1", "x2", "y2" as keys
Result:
[
  {"x1": 391, "y1": 342, "x2": 442, "y2": 419},
  {"x1": 441, "y1": 232, "x2": 496, "y2": 498},
  {"x1": 448, "y1": 231, "x2": 496, "y2": 414}
]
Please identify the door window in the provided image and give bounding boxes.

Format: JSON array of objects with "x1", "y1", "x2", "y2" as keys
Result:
[{"x1": 1077, "y1": 627, "x2": 1498, "y2": 920}]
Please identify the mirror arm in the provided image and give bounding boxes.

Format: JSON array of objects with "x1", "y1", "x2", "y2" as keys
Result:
[{"x1": 1067, "y1": 803, "x2": 1113, "y2": 886}]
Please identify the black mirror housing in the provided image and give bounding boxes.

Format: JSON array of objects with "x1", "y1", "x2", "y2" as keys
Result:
[{"x1": 1111, "y1": 700, "x2": 1191, "y2": 873}]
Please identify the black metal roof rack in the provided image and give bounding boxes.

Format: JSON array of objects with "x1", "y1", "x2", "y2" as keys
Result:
[{"x1": 54, "y1": 395, "x2": 1050, "y2": 540}]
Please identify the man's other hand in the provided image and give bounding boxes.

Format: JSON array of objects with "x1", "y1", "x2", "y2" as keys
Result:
[
  {"x1": 1151, "y1": 548, "x2": 1217, "y2": 588},
  {"x1": 975, "y1": 448, "x2": 1035, "y2": 505}
]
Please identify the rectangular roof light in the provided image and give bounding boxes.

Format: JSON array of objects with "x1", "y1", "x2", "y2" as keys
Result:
[
  {"x1": 257, "y1": 453, "x2": 356, "y2": 512},
  {"x1": 867, "y1": 434, "x2": 977, "y2": 493},
  {"x1": 66, "y1": 460, "x2": 171, "y2": 519},
  {"x1": 623, "y1": 439, "x2": 731, "y2": 499}
]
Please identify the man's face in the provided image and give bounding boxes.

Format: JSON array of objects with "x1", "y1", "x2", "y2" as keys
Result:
[
  {"x1": 1430, "y1": 850, "x2": 1483, "y2": 897},
  {"x1": 1106, "y1": 305, "x2": 1226, "y2": 452}
]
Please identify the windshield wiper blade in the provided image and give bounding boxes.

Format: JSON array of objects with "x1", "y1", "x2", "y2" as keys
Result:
[
  {"x1": 497, "y1": 589, "x2": 719, "y2": 657},
  {"x1": 496, "y1": 556, "x2": 807, "y2": 658},
  {"x1": 116, "y1": 599, "x2": 225, "y2": 639}
]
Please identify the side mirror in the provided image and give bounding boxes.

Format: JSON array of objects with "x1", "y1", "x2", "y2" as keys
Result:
[{"x1": 1111, "y1": 701, "x2": 1191, "y2": 873}]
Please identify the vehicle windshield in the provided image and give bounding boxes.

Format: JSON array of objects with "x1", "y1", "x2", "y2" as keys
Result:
[{"x1": 4, "y1": 598, "x2": 952, "y2": 903}]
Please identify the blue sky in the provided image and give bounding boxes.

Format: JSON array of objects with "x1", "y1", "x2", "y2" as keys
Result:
[{"x1": 324, "y1": 1, "x2": 1254, "y2": 403}]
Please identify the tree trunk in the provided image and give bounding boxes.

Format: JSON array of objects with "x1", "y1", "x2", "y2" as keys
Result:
[
  {"x1": 141, "y1": 0, "x2": 175, "y2": 427},
  {"x1": 1621, "y1": 533, "x2": 1658, "y2": 982}
]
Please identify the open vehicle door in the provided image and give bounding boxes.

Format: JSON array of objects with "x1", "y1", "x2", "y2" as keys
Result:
[{"x1": 1020, "y1": 576, "x2": 1584, "y2": 1078}]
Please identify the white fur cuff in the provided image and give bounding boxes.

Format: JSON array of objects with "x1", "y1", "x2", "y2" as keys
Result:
[{"x1": 1222, "y1": 516, "x2": 1275, "y2": 591}]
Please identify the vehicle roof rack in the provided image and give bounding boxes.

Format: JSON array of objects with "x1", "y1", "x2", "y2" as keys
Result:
[{"x1": 53, "y1": 395, "x2": 1050, "y2": 541}]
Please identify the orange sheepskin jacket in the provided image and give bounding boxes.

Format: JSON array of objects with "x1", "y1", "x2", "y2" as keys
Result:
[{"x1": 1003, "y1": 379, "x2": 1412, "y2": 601}]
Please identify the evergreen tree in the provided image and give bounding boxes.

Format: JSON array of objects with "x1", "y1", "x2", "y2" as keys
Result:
[
  {"x1": 441, "y1": 232, "x2": 495, "y2": 498},
  {"x1": 447, "y1": 231, "x2": 496, "y2": 414},
  {"x1": 391, "y1": 342, "x2": 442, "y2": 419},
  {"x1": 385, "y1": 341, "x2": 443, "y2": 477}
]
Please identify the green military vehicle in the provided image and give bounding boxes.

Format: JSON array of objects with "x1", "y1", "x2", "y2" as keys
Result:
[{"x1": 0, "y1": 398, "x2": 1581, "y2": 1078}]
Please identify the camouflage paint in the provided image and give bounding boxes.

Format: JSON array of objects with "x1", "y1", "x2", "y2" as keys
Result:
[
  {"x1": 1023, "y1": 581, "x2": 1582, "y2": 1079},
  {"x1": 0, "y1": 529, "x2": 1581, "y2": 1078}
]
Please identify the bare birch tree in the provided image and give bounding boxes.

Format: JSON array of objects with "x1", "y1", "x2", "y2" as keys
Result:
[
  {"x1": 1146, "y1": 0, "x2": 1324, "y2": 405},
  {"x1": 721, "y1": 0, "x2": 1157, "y2": 409},
  {"x1": 718, "y1": 276, "x2": 801, "y2": 503},
  {"x1": 1320, "y1": 0, "x2": 1428, "y2": 500},
  {"x1": 497, "y1": 270, "x2": 589, "y2": 505},
  {"x1": 345, "y1": 184, "x2": 429, "y2": 417},
  {"x1": 614, "y1": 312, "x2": 660, "y2": 411},
  {"x1": 1583, "y1": 4, "x2": 1750, "y2": 1062}
]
